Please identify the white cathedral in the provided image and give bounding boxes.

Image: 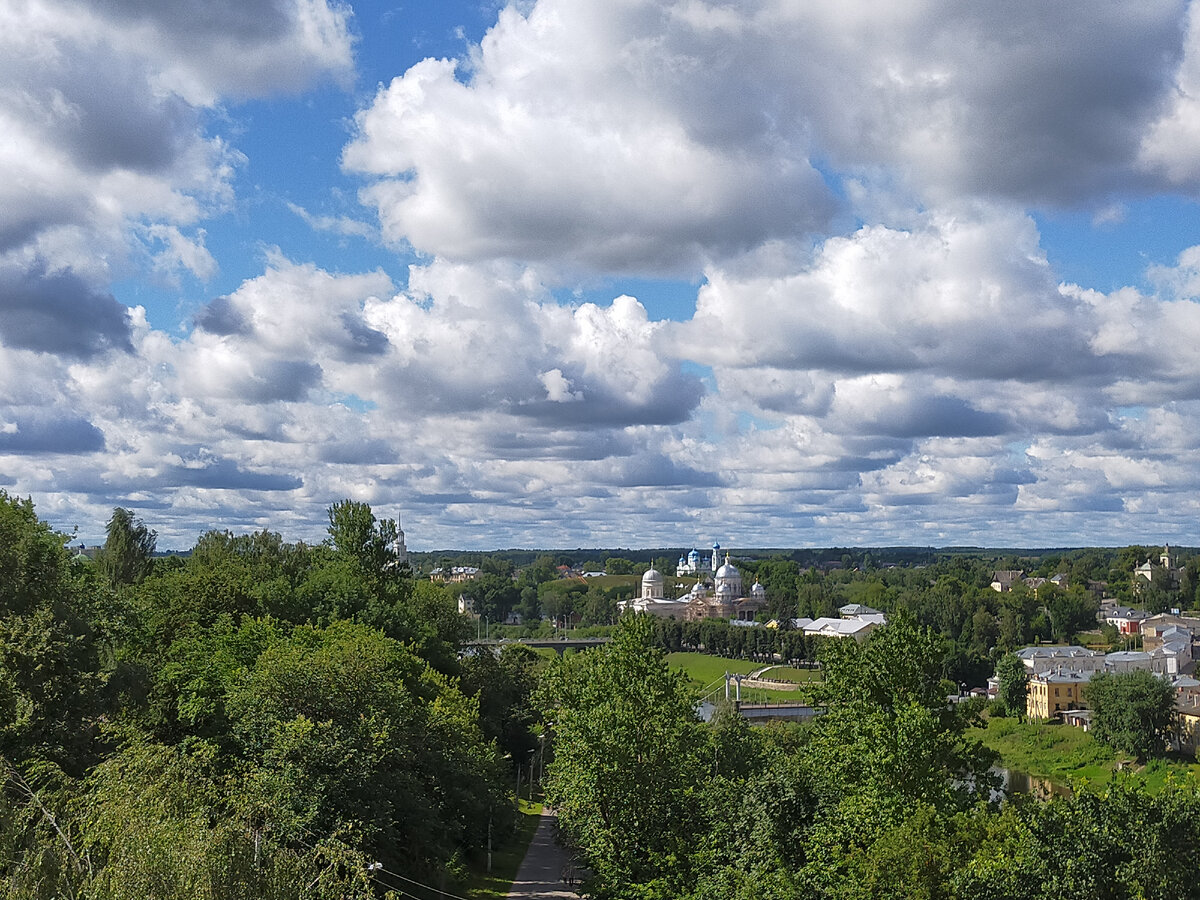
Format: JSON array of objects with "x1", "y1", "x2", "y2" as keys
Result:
[{"x1": 618, "y1": 543, "x2": 768, "y2": 622}]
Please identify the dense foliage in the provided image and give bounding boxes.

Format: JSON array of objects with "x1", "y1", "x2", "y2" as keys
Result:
[
  {"x1": 1087, "y1": 669, "x2": 1177, "y2": 761},
  {"x1": 0, "y1": 493, "x2": 531, "y2": 899},
  {"x1": 6, "y1": 495, "x2": 1200, "y2": 898},
  {"x1": 541, "y1": 614, "x2": 1200, "y2": 900}
]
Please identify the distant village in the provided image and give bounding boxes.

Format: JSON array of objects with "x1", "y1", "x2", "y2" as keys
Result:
[
  {"x1": 985, "y1": 544, "x2": 1200, "y2": 752},
  {"x1": 441, "y1": 539, "x2": 1200, "y2": 754}
]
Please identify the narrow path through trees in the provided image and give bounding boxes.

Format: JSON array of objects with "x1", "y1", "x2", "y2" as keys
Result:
[{"x1": 506, "y1": 809, "x2": 577, "y2": 899}]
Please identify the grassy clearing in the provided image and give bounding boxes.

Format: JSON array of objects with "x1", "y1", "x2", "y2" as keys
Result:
[
  {"x1": 668, "y1": 652, "x2": 766, "y2": 687},
  {"x1": 977, "y1": 715, "x2": 1200, "y2": 793},
  {"x1": 668, "y1": 652, "x2": 821, "y2": 703},
  {"x1": 461, "y1": 797, "x2": 544, "y2": 899}
]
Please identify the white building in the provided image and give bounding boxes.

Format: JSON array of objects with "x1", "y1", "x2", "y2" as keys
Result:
[
  {"x1": 1014, "y1": 645, "x2": 1105, "y2": 675},
  {"x1": 618, "y1": 567, "x2": 691, "y2": 618},
  {"x1": 619, "y1": 552, "x2": 768, "y2": 622}
]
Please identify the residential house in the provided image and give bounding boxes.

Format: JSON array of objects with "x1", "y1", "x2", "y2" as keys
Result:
[
  {"x1": 1104, "y1": 605, "x2": 1149, "y2": 635},
  {"x1": 839, "y1": 603, "x2": 882, "y2": 617},
  {"x1": 1172, "y1": 676, "x2": 1200, "y2": 755},
  {"x1": 1141, "y1": 613, "x2": 1200, "y2": 651},
  {"x1": 432, "y1": 566, "x2": 480, "y2": 584},
  {"x1": 991, "y1": 570, "x2": 1024, "y2": 592}
]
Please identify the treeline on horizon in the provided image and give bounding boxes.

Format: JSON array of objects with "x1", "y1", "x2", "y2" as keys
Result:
[{"x1": 406, "y1": 543, "x2": 1198, "y2": 570}]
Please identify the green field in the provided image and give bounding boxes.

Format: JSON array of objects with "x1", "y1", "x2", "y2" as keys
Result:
[
  {"x1": 978, "y1": 715, "x2": 1200, "y2": 793},
  {"x1": 667, "y1": 652, "x2": 820, "y2": 703},
  {"x1": 759, "y1": 665, "x2": 823, "y2": 683}
]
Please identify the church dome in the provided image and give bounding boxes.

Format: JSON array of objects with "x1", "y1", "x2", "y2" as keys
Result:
[
  {"x1": 642, "y1": 567, "x2": 663, "y2": 585},
  {"x1": 716, "y1": 561, "x2": 739, "y2": 579}
]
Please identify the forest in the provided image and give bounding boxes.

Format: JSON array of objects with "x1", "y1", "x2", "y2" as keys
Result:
[{"x1": 0, "y1": 493, "x2": 540, "y2": 899}]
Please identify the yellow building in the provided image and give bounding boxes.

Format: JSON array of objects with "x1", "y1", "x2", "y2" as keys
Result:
[
  {"x1": 1176, "y1": 711, "x2": 1200, "y2": 756},
  {"x1": 1026, "y1": 670, "x2": 1091, "y2": 720}
]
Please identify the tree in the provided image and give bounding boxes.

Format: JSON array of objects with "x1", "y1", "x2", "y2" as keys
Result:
[
  {"x1": 994, "y1": 653, "x2": 1028, "y2": 720},
  {"x1": 537, "y1": 615, "x2": 707, "y2": 897},
  {"x1": 604, "y1": 557, "x2": 636, "y2": 575},
  {"x1": 325, "y1": 499, "x2": 401, "y2": 578},
  {"x1": 810, "y1": 614, "x2": 998, "y2": 813},
  {"x1": 1087, "y1": 669, "x2": 1175, "y2": 760},
  {"x1": 96, "y1": 508, "x2": 156, "y2": 590},
  {"x1": 460, "y1": 643, "x2": 545, "y2": 762},
  {"x1": 0, "y1": 492, "x2": 105, "y2": 774},
  {"x1": 1045, "y1": 586, "x2": 1098, "y2": 642},
  {"x1": 461, "y1": 573, "x2": 520, "y2": 623}
]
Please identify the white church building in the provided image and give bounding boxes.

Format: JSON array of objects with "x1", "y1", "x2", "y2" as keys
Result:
[{"x1": 619, "y1": 544, "x2": 768, "y2": 622}]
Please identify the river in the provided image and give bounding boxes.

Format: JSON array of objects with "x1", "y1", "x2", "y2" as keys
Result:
[{"x1": 993, "y1": 766, "x2": 1072, "y2": 800}]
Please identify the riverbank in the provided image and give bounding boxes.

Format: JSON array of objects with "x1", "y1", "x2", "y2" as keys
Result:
[{"x1": 977, "y1": 715, "x2": 1200, "y2": 793}]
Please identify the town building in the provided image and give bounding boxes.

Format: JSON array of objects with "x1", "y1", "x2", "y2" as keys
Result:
[
  {"x1": 431, "y1": 566, "x2": 480, "y2": 583},
  {"x1": 619, "y1": 552, "x2": 768, "y2": 622},
  {"x1": 1134, "y1": 544, "x2": 1184, "y2": 590},
  {"x1": 1014, "y1": 645, "x2": 1104, "y2": 675},
  {"x1": 1104, "y1": 605, "x2": 1149, "y2": 635},
  {"x1": 1027, "y1": 669, "x2": 1091, "y2": 719}
]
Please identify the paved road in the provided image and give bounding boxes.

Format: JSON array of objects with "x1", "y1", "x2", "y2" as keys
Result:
[{"x1": 506, "y1": 809, "x2": 577, "y2": 899}]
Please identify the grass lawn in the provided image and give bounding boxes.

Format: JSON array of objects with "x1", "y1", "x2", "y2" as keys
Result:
[
  {"x1": 460, "y1": 798, "x2": 544, "y2": 899},
  {"x1": 977, "y1": 715, "x2": 1200, "y2": 793},
  {"x1": 667, "y1": 652, "x2": 821, "y2": 703},
  {"x1": 667, "y1": 651, "x2": 766, "y2": 686}
]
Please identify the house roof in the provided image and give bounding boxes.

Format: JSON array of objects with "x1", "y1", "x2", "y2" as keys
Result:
[
  {"x1": 1032, "y1": 669, "x2": 1094, "y2": 684},
  {"x1": 839, "y1": 603, "x2": 882, "y2": 616},
  {"x1": 1105, "y1": 651, "x2": 1151, "y2": 664},
  {"x1": 1106, "y1": 606, "x2": 1148, "y2": 620},
  {"x1": 1016, "y1": 645, "x2": 1099, "y2": 660},
  {"x1": 804, "y1": 616, "x2": 879, "y2": 637}
]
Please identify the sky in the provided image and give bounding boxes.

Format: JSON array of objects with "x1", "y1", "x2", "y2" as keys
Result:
[{"x1": 5, "y1": 0, "x2": 1200, "y2": 551}]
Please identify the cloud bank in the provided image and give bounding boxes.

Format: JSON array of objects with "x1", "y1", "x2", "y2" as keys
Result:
[{"x1": 6, "y1": 0, "x2": 1200, "y2": 549}]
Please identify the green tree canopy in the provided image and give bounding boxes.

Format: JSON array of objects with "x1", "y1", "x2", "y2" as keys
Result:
[
  {"x1": 1087, "y1": 669, "x2": 1176, "y2": 760},
  {"x1": 96, "y1": 507, "x2": 156, "y2": 590},
  {"x1": 537, "y1": 614, "x2": 707, "y2": 897},
  {"x1": 995, "y1": 652, "x2": 1028, "y2": 720}
]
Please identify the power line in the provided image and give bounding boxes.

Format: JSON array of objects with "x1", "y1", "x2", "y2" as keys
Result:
[
  {"x1": 371, "y1": 865, "x2": 474, "y2": 900},
  {"x1": 289, "y1": 830, "x2": 476, "y2": 900}
]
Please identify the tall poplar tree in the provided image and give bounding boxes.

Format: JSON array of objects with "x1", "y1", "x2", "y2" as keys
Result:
[{"x1": 96, "y1": 507, "x2": 156, "y2": 590}]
